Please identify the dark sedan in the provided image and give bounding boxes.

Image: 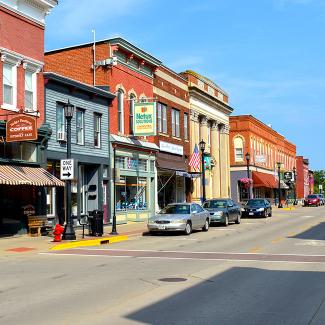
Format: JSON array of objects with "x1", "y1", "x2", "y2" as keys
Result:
[
  {"x1": 203, "y1": 199, "x2": 241, "y2": 226},
  {"x1": 241, "y1": 199, "x2": 272, "y2": 218}
]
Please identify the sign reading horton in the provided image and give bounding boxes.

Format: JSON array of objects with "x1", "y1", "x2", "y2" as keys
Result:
[
  {"x1": 6, "y1": 115, "x2": 37, "y2": 142},
  {"x1": 133, "y1": 102, "x2": 156, "y2": 136}
]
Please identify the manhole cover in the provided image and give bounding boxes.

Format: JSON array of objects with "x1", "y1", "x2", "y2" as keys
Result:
[{"x1": 158, "y1": 277, "x2": 187, "y2": 283}]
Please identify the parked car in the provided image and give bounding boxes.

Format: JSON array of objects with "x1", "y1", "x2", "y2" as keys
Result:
[
  {"x1": 203, "y1": 198, "x2": 241, "y2": 226},
  {"x1": 147, "y1": 203, "x2": 210, "y2": 235},
  {"x1": 304, "y1": 194, "x2": 321, "y2": 207},
  {"x1": 315, "y1": 194, "x2": 325, "y2": 206},
  {"x1": 241, "y1": 198, "x2": 272, "y2": 218}
]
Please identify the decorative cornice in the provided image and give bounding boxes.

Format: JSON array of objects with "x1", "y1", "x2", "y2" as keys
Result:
[
  {"x1": 200, "y1": 116, "x2": 208, "y2": 126},
  {"x1": 0, "y1": 47, "x2": 44, "y2": 68},
  {"x1": 190, "y1": 110, "x2": 199, "y2": 122},
  {"x1": 219, "y1": 124, "x2": 230, "y2": 134}
]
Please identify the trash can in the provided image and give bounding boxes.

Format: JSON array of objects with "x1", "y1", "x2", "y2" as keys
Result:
[{"x1": 88, "y1": 210, "x2": 103, "y2": 236}]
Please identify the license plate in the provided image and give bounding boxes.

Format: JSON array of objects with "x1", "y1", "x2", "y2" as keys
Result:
[
  {"x1": 158, "y1": 224, "x2": 166, "y2": 230},
  {"x1": 249, "y1": 212, "x2": 254, "y2": 215}
]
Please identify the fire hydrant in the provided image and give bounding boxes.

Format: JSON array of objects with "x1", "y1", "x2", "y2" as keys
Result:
[{"x1": 53, "y1": 224, "x2": 64, "y2": 242}]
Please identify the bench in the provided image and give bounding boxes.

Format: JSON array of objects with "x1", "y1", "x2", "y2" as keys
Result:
[{"x1": 28, "y1": 216, "x2": 51, "y2": 237}]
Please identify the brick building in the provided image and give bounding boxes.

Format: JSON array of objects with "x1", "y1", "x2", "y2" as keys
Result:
[
  {"x1": 0, "y1": 0, "x2": 58, "y2": 235},
  {"x1": 296, "y1": 156, "x2": 312, "y2": 199},
  {"x1": 230, "y1": 115, "x2": 296, "y2": 203}
]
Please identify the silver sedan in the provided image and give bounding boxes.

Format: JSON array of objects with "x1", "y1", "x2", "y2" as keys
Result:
[{"x1": 147, "y1": 203, "x2": 210, "y2": 235}]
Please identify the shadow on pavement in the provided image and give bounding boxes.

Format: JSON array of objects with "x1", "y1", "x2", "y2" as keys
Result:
[
  {"x1": 125, "y1": 267, "x2": 325, "y2": 325},
  {"x1": 289, "y1": 222, "x2": 325, "y2": 241}
]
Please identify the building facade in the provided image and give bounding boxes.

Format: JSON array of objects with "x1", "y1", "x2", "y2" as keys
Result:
[
  {"x1": 44, "y1": 72, "x2": 114, "y2": 225},
  {"x1": 296, "y1": 156, "x2": 312, "y2": 199},
  {"x1": 180, "y1": 70, "x2": 233, "y2": 202},
  {"x1": 230, "y1": 115, "x2": 296, "y2": 203},
  {"x1": 0, "y1": 0, "x2": 59, "y2": 235}
]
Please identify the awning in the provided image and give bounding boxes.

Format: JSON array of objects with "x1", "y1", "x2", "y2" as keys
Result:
[
  {"x1": 156, "y1": 152, "x2": 187, "y2": 172},
  {"x1": 252, "y1": 171, "x2": 277, "y2": 188},
  {"x1": 0, "y1": 165, "x2": 65, "y2": 186}
]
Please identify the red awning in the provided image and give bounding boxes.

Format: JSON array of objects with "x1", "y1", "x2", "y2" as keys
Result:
[{"x1": 252, "y1": 171, "x2": 277, "y2": 188}]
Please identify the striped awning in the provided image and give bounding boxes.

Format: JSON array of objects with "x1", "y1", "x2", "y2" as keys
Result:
[{"x1": 0, "y1": 165, "x2": 64, "y2": 187}]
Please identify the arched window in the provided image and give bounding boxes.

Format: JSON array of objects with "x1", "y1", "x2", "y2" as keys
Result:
[
  {"x1": 234, "y1": 137, "x2": 244, "y2": 162},
  {"x1": 117, "y1": 89, "x2": 124, "y2": 133},
  {"x1": 129, "y1": 94, "x2": 136, "y2": 134}
]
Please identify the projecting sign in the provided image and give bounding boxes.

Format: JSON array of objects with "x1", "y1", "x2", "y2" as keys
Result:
[
  {"x1": 60, "y1": 159, "x2": 74, "y2": 180},
  {"x1": 6, "y1": 115, "x2": 37, "y2": 142},
  {"x1": 283, "y1": 172, "x2": 293, "y2": 182},
  {"x1": 133, "y1": 102, "x2": 156, "y2": 136}
]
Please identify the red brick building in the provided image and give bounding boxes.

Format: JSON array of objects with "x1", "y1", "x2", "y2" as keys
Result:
[
  {"x1": 296, "y1": 156, "x2": 312, "y2": 199},
  {"x1": 230, "y1": 115, "x2": 296, "y2": 203},
  {"x1": 0, "y1": 0, "x2": 58, "y2": 235}
]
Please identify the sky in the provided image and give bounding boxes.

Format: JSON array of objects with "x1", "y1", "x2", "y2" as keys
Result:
[{"x1": 45, "y1": 0, "x2": 325, "y2": 170}]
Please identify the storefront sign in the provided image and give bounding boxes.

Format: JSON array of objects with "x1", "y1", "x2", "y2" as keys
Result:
[
  {"x1": 23, "y1": 204, "x2": 35, "y2": 216},
  {"x1": 283, "y1": 172, "x2": 293, "y2": 182},
  {"x1": 6, "y1": 115, "x2": 37, "y2": 142},
  {"x1": 204, "y1": 155, "x2": 211, "y2": 170},
  {"x1": 60, "y1": 159, "x2": 75, "y2": 180},
  {"x1": 159, "y1": 141, "x2": 183, "y2": 156},
  {"x1": 133, "y1": 102, "x2": 156, "y2": 136}
]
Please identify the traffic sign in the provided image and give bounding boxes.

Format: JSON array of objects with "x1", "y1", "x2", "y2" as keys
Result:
[
  {"x1": 60, "y1": 159, "x2": 74, "y2": 180},
  {"x1": 283, "y1": 172, "x2": 293, "y2": 182}
]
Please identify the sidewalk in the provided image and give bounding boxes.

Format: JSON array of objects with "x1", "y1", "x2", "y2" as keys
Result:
[{"x1": 0, "y1": 221, "x2": 148, "y2": 256}]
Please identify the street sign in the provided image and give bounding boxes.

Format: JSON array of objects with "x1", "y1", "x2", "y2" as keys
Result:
[
  {"x1": 319, "y1": 185, "x2": 323, "y2": 190},
  {"x1": 60, "y1": 159, "x2": 74, "y2": 180},
  {"x1": 283, "y1": 172, "x2": 293, "y2": 182}
]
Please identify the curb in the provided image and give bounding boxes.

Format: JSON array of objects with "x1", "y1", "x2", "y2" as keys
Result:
[
  {"x1": 49, "y1": 235, "x2": 128, "y2": 251},
  {"x1": 282, "y1": 207, "x2": 296, "y2": 211}
]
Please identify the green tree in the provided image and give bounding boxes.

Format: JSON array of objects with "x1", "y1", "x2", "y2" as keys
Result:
[{"x1": 313, "y1": 170, "x2": 325, "y2": 193}]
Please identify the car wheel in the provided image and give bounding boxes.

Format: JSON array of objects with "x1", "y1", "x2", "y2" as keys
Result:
[
  {"x1": 269, "y1": 211, "x2": 272, "y2": 217},
  {"x1": 223, "y1": 215, "x2": 229, "y2": 227},
  {"x1": 263, "y1": 210, "x2": 268, "y2": 218},
  {"x1": 235, "y1": 213, "x2": 241, "y2": 224},
  {"x1": 184, "y1": 221, "x2": 192, "y2": 235},
  {"x1": 202, "y1": 219, "x2": 209, "y2": 232}
]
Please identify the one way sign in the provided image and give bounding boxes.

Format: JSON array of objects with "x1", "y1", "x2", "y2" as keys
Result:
[{"x1": 60, "y1": 159, "x2": 75, "y2": 180}]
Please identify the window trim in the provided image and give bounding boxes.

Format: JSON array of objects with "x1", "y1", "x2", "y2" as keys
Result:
[
  {"x1": 76, "y1": 108, "x2": 85, "y2": 145},
  {"x1": 129, "y1": 94, "x2": 135, "y2": 135},
  {"x1": 172, "y1": 108, "x2": 180, "y2": 138},
  {"x1": 117, "y1": 89, "x2": 124, "y2": 134},
  {"x1": 94, "y1": 113, "x2": 101, "y2": 148},
  {"x1": 184, "y1": 112, "x2": 188, "y2": 140},
  {"x1": 24, "y1": 69, "x2": 37, "y2": 112},
  {"x1": 56, "y1": 103, "x2": 66, "y2": 142},
  {"x1": 2, "y1": 62, "x2": 17, "y2": 110}
]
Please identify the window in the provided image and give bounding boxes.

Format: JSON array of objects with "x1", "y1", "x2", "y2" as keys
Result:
[
  {"x1": 157, "y1": 103, "x2": 167, "y2": 134},
  {"x1": 76, "y1": 109, "x2": 84, "y2": 145},
  {"x1": 94, "y1": 113, "x2": 101, "y2": 148},
  {"x1": 172, "y1": 109, "x2": 180, "y2": 137},
  {"x1": 56, "y1": 104, "x2": 65, "y2": 141},
  {"x1": 25, "y1": 70, "x2": 35, "y2": 111},
  {"x1": 129, "y1": 94, "x2": 135, "y2": 134},
  {"x1": 3, "y1": 63, "x2": 14, "y2": 105},
  {"x1": 234, "y1": 137, "x2": 244, "y2": 161},
  {"x1": 184, "y1": 113, "x2": 188, "y2": 140},
  {"x1": 207, "y1": 123, "x2": 211, "y2": 147},
  {"x1": 117, "y1": 89, "x2": 124, "y2": 133}
]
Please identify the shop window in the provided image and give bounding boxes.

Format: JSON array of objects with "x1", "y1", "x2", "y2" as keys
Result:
[
  {"x1": 234, "y1": 136, "x2": 244, "y2": 162},
  {"x1": 25, "y1": 70, "x2": 36, "y2": 111},
  {"x1": 184, "y1": 113, "x2": 188, "y2": 140},
  {"x1": 239, "y1": 182, "x2": 249, "y2": 202},
  {"x1": 46, "y1": 187, "x2": 55, "y2": 216},
  {"x1": 116, "y1": 156, "x2": 125, "y2": 169},
  {"x1": 138, "y1": 159, "x2": 147, "y2": 171},
  {"x1": 172, "y1": 108, "x2": 180, "y2": 137},
  {"x1": 116, "y1": 176, "x2": 148, "y2": 211},
  {"x1": 157, "y1": 102, "x2": 167, "y2": 134},
  {"x1": 0, "y1": 142, "x2": 37, "y2": 162},
  {"x1": 94, "y1": 113, "x2": 101, "y2": 148},
  {"x1": 76, "y1": 109, "x2": 84, "y2": 145},
  {"x1": 117, "y1": 89, "x2": 124, "y2": 133}
]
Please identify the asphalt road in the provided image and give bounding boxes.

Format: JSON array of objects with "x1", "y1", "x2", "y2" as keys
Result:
[{"x1": 2, "y1": 206, "x2": 325, "y2": 325}]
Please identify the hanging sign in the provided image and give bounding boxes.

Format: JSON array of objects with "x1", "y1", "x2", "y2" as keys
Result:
[
  {"x1": 6, "y1": 115, "x2": 37, "y2": 142},
  {"x1": 133, "y1": 102, "x2": 156, "y2": 136}
]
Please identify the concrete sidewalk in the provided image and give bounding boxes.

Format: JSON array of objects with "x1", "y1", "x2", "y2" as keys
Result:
[{"x1": 0, "y1": 221, "x2": 148, "y2": 256}]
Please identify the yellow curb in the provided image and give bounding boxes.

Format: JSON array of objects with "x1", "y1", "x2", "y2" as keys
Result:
[
  {"x1": 49, "y1": 235, "x2": 128, "y2": 251},
  {"x1": 282, "y1": 207, "x2": 295, "y2": 211}
]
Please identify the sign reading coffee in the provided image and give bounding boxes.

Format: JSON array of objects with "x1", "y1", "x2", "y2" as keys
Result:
[
  {"x1": 133, "y1": 102, "x2": 156, "y2": 136},
  {"x1": 6, "y1": 115, "x2": 37, "y2": 142}
]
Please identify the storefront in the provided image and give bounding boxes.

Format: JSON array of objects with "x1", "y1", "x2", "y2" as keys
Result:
[{"x1": 110, "y1": 135, "x2": 158, "y2": 224}]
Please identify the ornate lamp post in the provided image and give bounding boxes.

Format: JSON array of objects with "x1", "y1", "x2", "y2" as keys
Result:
[
  {"x1": 277, "y1": 162, "x2": 283, "y2": 208},
  {"x1": 293, "y1": 166, "x2": 297, "y2": 205},
  {"x1": 62, "y1": 100, "x2": 76, "y2": 240},
  {"x1": 245, "y1": 152, "x2": 251, "y2": 199},
  {"x1": 199, "y1": 139, "x2": 206, "y2": 203}
]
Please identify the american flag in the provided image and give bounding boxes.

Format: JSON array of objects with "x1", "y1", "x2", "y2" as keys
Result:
[{"x1": 189, "y1": 144, "x2": 201, "y2": 170}]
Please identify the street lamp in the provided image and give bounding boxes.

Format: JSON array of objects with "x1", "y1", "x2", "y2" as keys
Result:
[
  {"x1": 245, "y1": 152, "x2": 251, "y2": 199},
  {"x1": 62, "y1": 100, "x2": 76, "y2": 240},
  {"x1": 277, "y1": 162, "x2": 283, "y2": 208},
  {"x1": 199, "y1": 139, "x2": 206, "y2": 203},
  {"x1": 293, "y1": 166, "x2": 297, "y2": 205},
  {"x1": 110, "y1": 145, "x2": 118, "y2": 235}
]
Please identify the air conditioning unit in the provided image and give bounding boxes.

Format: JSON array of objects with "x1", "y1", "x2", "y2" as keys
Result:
[
  {"x1": 104, "y1": 56, "x2": 117, "y2": 66},
  {"x1": 24, "y1": 107, "x2": 35, "y2": 113},
  {"x1": 57, "y1": 131, "x2": 66, "y2": 142}
]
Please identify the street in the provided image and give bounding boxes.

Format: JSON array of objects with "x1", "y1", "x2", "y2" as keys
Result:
[{"x1": 2, "y1": 206, "x2": 325, "y2": 325}]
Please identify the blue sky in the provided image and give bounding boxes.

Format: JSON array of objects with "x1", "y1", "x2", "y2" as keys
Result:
[{"x1": 45, "y1": 0, "x2": 325, "y2": 169}]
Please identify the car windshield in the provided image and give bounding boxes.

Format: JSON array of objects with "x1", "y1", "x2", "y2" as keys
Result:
[
  {"x1": 307, "y1": 195, "x2": 317, "y2": 199},
  {"x1": 203, "y1": 200, "x2": 227, "y2": 208},
  {"x1": 159, "y1": 205, "x2": 190, "y2": 215},
  {"x1": 246, "y1": 199, "x2": 265, "y2": 206}
]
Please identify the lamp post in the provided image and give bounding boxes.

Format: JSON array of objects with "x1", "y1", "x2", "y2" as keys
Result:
[
  {"x1": 199, "y1": 139, "x2": 206, "y2": 203},
  {"x1": 293, "y1": 166, "x2": 297, "y2": 205},
  {"x1": 62, "y1": 100, "x2": 76, "y2": 240},
  {"x1": 245, "y1": 152, "x2": 251, "y2": 200},
  {"x1": 277, "y1": 162, "x2": 283, "y2": 208},
  {"x1": 110, "y1": 145, "x2": 118, "y2": 235}
]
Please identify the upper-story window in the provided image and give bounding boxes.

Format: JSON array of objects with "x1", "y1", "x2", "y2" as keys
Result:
[
  {"x1": 117, "y1": 89, "x2": 124, "y2": 134},
  {"x1": 234, "y1": 136, "x2": 244, "y2": 162},
  {"x1": 94, "y1": 113, "x2": 101, "y2": 148},
  {"x1": 56, "y1": 104, "x2": 66, "y2": 141},
  {"x1": 25, "y1": 70, "x2": 36, "y2": 111},
  {"x1": 184, "y1": 113, "x2": 188, "y2": 140},
  {"x1": 207, "y1": 123, "x2": 211, "y2": 147},
  {"x1": 172, "y1": 108, "x2": 180, "y2": 138},
  {"x1": 157, "y1": 102, "x2": 167, "y2": 134},
  {"x1": 3, "y1": 63, "x2": 15, "y2": 106},
  {"x1": 76, "y1": 109, "x2": 84, "y2": 145},
  {"x1": 129, "y1": 94, "x2": 135, "y2": 135}
]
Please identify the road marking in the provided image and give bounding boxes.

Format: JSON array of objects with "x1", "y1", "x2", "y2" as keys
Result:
[
  {"x1": 295, "y1": 240, "x2": 325, "y2": 247},
  {"x1": 271, "y1": 237, "x2": 284, "y2": 244},
  {"x1": 302, "y1": 215, "x2": 316, "y2": 218},
  {"x1": 287, "y1": 232, "x2": 296, "y2": 237},
  {"x1": 249, "y1": 247, "x2": 262, "y2": 253}
]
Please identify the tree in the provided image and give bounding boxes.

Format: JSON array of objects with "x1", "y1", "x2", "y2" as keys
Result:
[{"x1": 313, "y1": 170, "x2": 325, "y2": 193}]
